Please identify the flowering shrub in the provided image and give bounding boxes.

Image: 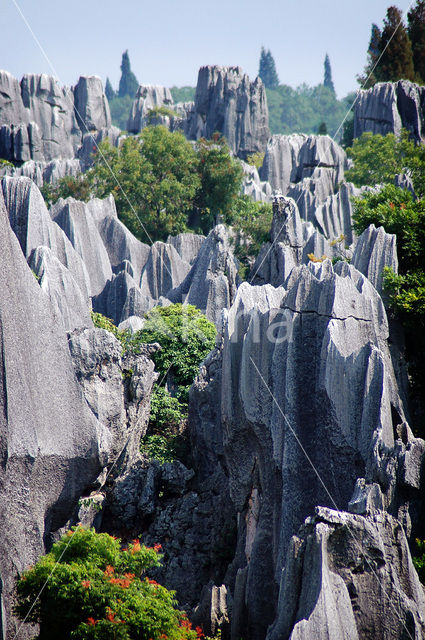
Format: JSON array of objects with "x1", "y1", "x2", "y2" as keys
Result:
[{"x1": 15, "y1": 527, "x2": 198, "y2": 640}]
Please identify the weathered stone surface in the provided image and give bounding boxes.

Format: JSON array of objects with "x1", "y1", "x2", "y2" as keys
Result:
[
  {"x1": 240, "y1": 160, "x2": 272, "y2": 203},
  {"x1": 0, "y1": 189, "x2": 110, "y2": 637},
  {"x1": 168, "y1": 225, "x2": 241, "y2": 324},
  {"x1": 68, "y1": 328, "x2": 157, "y2": 466},
  {"x1": 21, "y1": 73, "x2": 81, "y2": 161},
  {"x1": 166, "y1": 232, "x2": 206, "y2": 265},
  {"x1": 260, "y1": 134, "x2": 348, "y2": 197},
  {"x1": 139, "y1": 241, "x2": 191, "y2": 300},
  {"x1": 29, "y1": 245, "x2": 92, "y2": 332},
  {"x1": 77, "y1": 125, "x2": 121, "y2": 170},
  {"x1": 127, "y1": 85, "x2": 174, "y2": 133},
  {"x1": 352, "y1": 224, "x2": 398, "y2": 296},
  {"x1": 94, "y1": 270, "x2": 155, "y2": 325},
  {"x1": 0, "y1": 158, "x2": 82, "y2": 187},
  {"x1": 354, "y1": 80, "x2": 425, "y2": 143},
  {"x1": 187, "y1": 66, "x2": 270, "y2": 158},
  {"x1": 87, "y1": 194, "x2": 150, "y2": 284},
  {"x1": 51, "y1": 197, "x2": 113, "y2": 296},
  {"x1": 0, "y1": 70, "x2": 28, "y2": 125},
  {"x1": 73, "y1": 75, "x2": 111, "y2": 132},
  {"x1": 267, "y1": 507, "x2": 425, "y2": 640}
]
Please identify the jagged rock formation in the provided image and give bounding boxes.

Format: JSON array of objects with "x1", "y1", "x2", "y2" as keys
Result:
[
  {"x1": 260, "y1": 134, "x2": 348, "y2": 196},
  {"x1": 127, "y1": 85, "x2": 174, "y2": 133},
  {"x1": 0, "y1": 157, "x2": 82, "y2": 187},
  {"x1": 0, "y1": 70, "x2": 115, "y2": 164},
  {"x1": 268, "y1": 507, "x2": 425, "y2": 640},
  {"x1": 354, "y1": 80, "x2": 425, "y2": 143},
  {"x1": 240, "y1": 160, "x2": 272, "y2": 203},
  {"x1": 73, "y1": 75, "x2": 112, "y2": 132},
  {"x1": 352, "y1": 224, "x2": 398, "y2": 296},
  {"x1": 168, "y1": 225, "x2": 241, "y2": 324},
  {"x1": 0, "y1": 188, "x2": 111, "y2": 638},
  {"x1": 187, "y1": 66, "x2": 270, "y2": 158}
]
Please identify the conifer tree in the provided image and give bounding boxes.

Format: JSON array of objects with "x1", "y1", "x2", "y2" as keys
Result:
[
  {"x1": 118, "y1": 50, "x2": 139, "y2": 98},
  {"x1": 105, "y1": 77, "x2": 115, "y2": 101},
  {"x1": 258, "y1": 47, "x2": 279, "y2": 89},
  {"x1": 323, "y1": 54, "x2": 335, "y2": 94},
  {"x1": 375, "y1": 6, "x2": 415, "y2": 82},
  {"x1": 408, "y1": 0, "x2": 425, "y2": 83},
  {"x1": 358, "y1": 24, "x2": 382, "y2": 87}
]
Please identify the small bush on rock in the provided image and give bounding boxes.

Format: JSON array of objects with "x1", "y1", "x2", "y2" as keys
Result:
[{"x1": 15, "y1": 527, "x2": 198, "y2": 640}]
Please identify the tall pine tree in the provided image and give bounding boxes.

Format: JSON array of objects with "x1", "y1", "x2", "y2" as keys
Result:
[
  {"x1": 323, "y1": 54, "x2": 335, "y2": 94},
  {"x1": 358, "y1": 23, "x2": 382, "y2": 87},
  {"x1": 375, "y1": 6, "x2": 415, "y2": 82},
  {"x1": 408, "y1": 0, "x2": 425, "y2": 83},
  {"x1": 118, "y1": 50, "x2": 139, "y2": 98},
  {"x1": 105, "y1": 77, "x2": 115, "y2": 101},
  {"x1": 258, "y1": 47, "x2": 279, "y2": 89}
]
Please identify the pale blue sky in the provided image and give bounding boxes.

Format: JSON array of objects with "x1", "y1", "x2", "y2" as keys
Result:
[{"x1": 0, "y1": 0, "x2": 413, "y2": 98}]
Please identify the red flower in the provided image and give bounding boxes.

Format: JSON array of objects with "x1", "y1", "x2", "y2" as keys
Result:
[
  {"x1": 131, "y1": 539, "x2": 141, "y2": 554},
  {"x1": 195, "y1": 626, "x2": 204, "y2": 638},
  {"x1": 389, "y1": 202, "x2": 395, "y2": 209},
  {"x1": 154, "y1": 543, "x2": 162, "y2": 552},
  {"x1": 81, "y1": 580, "x2": 91, "y2": 589},
  {"x1": 104, "y1": 565, "x2": 114, "y2": 576},
  {"x1": 87, "y1": 617, "x2": 97, "y2": 626}
]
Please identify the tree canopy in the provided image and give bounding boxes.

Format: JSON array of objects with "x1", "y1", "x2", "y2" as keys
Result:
[
  {"x1": 323, "y1": 54, "x2": 335, "y2": 94},
  {"x1": 118, "y1": 50, "x2": 139, "y2": 98},
  {"x1": 258, "y1": 47, "x2": 279, "y2": 89},
  {"x1": 408, "y1": 0, "x2": 425, "y2": 83}
]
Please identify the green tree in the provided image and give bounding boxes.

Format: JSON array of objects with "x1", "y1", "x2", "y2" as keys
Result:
[
  {"x1": 318, "y1": 121, "x2": 328, "y2": 135},
  {"x1": 352, "y1": 184, "x2": 425, "y2": 434},
  {"x1": 109, "y1": 95, "x2": 134, "y2": 131},
  {"x1": 88, "y1": 127, "x2": 200, "y2": 242},
  {"x1": 170, "y1": 87, "x2": 196, "y2": 103},
  {"x1": 346, "y1": 130, "x2": 425, "y2": 196},
  {"x1": 408, "y1": 0, "x2": 425, "y2": 83},
  {"x1": 118, "y1": 51, "x2": 139, "y2": 99},
  {"x1": 41, "y1": 174, "x2": 92, "y2": 207},
  {"x1": 105, "y1": 77, "x2": 115, "y2": 102},
  {"x1": 375, "y1": 6, "x2": 415, "y2": 82},
  {"x1": 258, "y1": 47, "x2": 279, "y2": 89},
  {"x1": 231, "y1": 197, "x2": 272, "y2": 279},
  {"x1": 194, "y1": 134, "x2": 244, "y2": 234},
  {"x1": 358, "y1": 23, "x2": 382, "y2": 87},
  {"x1": 323, "y1": 54, "x2": 335, "y2": 94},
  {"x1": 14, "y1": 527, "x2": 198, "y2": 640}
]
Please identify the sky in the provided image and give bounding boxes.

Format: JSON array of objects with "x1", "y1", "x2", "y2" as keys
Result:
[{"x1": 0, "y1": 0, "x2": 414, "y2": 99}]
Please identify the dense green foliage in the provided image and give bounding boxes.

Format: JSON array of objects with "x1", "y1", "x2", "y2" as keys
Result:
[
  {"x1": 266, "y1": 84, "x2": 355, "y2": 137},
  {"x1": 352, "y1": 184, "x2": 425, "y2": 433},
  {"x1": 105, "y1": 77, "x2": 115, "y2": 101},
  {"x1": 15, "y1": 527, "x2": 198, "y2": 640},
  {"x1": 323, "y1": 54, "x2": 335, "y2": 94},
  {"x1": 231, "y1": 198, "x2": 272, "y2": 279},
  {"x1": 41, "y1": 174, "x2": 92, "y2": 207},
  {"x1": 170, "y1": 87, "x2": 196, "y2": 103},
  {"x1": 136, "y1": 304, "x2": 216, "y2": 462},
  {"x1": 109, "y1": 95, "x2": 134, "y2": 131},
  {"x1": 359, "y1": 2, "x2": 425, "y2": 86},
  {"x1": 118, "y1": 51, "x2": 139, "y2": 99},
  {"x1": 408, "y1": 1, "x2": 425, "y2": 83},
  {"x1": 194, "y1": 134, "x2": 244, "y2": 234},
  {"x1": 137, "y1": 304, "x2": 216, "y2": 388},
  {"x1": 258, "y1": 47, "x2": 279, "y2": 89},
  {"x1": 346, "y1": 130, "x2": 425, "y2": 196},
  {"x1": 89, "y1": 127, "x2": 200, "y2": 242}
]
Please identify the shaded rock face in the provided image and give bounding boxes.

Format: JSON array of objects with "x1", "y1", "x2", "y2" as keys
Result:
[
  {"x1": 168, "y1": 224, "x2": 241, "y2": 325},
  {"x1": 73, "y1": 75, "x2": 112, "y2": 132},
  {"x1": 0, "y1": 157, "x2": 82, "y2": 187},
  {"x1": 268, "y1": 507, "x2": 425, "y2": 640},
  {"x1": 240, "y1": 160, "x2": 272, "y2": 203},
  {"x1": 0, "y1": 70, "x2": 112, "y2": 163},
  {"x1": 354, "y1": 80, "x2": 425, "y2": 143},
  {"x1": 127, "y1": 85, "x2": 174, "y2": 133},
  {"x1": 187, "y1": 66, "x2": 270, "y2": 158},
  {"x1": 0, "y1": 189, "x2": 111, "y2": 638}
]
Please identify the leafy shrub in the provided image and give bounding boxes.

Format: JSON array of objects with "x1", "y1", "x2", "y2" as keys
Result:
[
  {"x1": 146, "y1": 106, "x2": 180, "y2": 123},
  {"x1": 231, "y1": 198, "x2": 272, "y2": 279},
  {"x1": 346, "y1": 130, "x2": 425, "y2": 197},
  {"x1": 15, "y1": 527, "x2": 199, "y2": 640},
  {"x1": 352, "y1": 184, "x2": 425, "y2": 434},
  {"x1": 41, "y1": 174, "x2": 92, "y2": 207},
  {"x1": 136, "y1": 304, "x2": 216, "y2": 463},
  {"x1": 135, "y1": 304, "x2": 216, "y2": 388},
  {"x1": 246, "y1": 152, "x2": 265, "y2": 169}
]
